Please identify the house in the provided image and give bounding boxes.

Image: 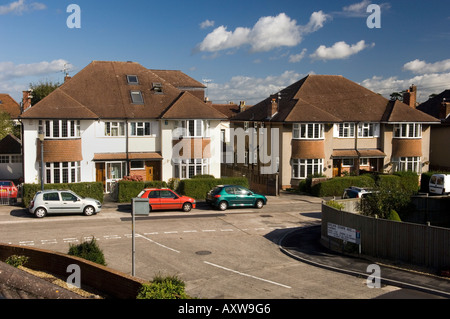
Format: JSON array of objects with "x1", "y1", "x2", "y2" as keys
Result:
[
  {"x1": 416, "y1": 90, "x2": 450, "y2": 171},
  {"x1": 0, "y1": 94, "x2": 23, "y2": 181},
  {"x1": 229, "y1": 75, "x2": 440, "y2": 192},
  {"x1": 19, "y1": 61, "x2": 227, "y2": 192}
]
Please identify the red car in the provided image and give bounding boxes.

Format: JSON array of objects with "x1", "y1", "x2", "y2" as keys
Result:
[
  {"x1": 0, "y1": 180, "x2": 18, "y2": 204},
  {"x1": 137, "y1": 188, "x2": 196, "y2": 212}
]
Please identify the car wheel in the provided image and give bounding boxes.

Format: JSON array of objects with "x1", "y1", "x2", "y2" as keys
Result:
[
  {"x1": 83, "y1": 205, "x2": 95, "y2": 216},
  {"x1": 218, "y1": 201, "x2": 228, "y2": 211},
  {"x1": 182, "y1": 202, "x2": 192, "y2": 212},
  {"x1": 34, "y1": 207, "x2": 47, "y2": 218},
  {"x1": 255, "y1": 199, "x2": 264, "y2": 209}
]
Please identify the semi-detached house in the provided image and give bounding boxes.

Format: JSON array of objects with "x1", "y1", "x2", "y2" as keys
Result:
[
  {"x1": 230, "y1": 75, "x2": 440, "y2": 191},
  {"x1": 20, "y1": 61, "x2": 227, "y2": 192}
]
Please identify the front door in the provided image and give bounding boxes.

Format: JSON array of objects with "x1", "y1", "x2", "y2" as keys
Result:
[
  {"x1": 146, "y1": 166, "x2": 154, "y2": 181},
  {"x1": 333, "y1": 159, "x2": 342, "y2": 177}
]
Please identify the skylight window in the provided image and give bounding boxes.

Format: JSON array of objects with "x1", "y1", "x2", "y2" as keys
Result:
[
  {"x1": 130, "y1": 91, "x2": 144, "y2": 104},
  {"x1": 152, "y1": 82, "x2": 163, "y2": 94},
  {"x1": 127, "y1": 75, "x2": 139, "y2": 85}
]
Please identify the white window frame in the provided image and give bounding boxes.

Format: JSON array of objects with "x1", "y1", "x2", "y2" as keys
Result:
[
  {"x1": 105, "y1": 122, "x2": 125, "y2": 137},
  {"x1": 42, "y1": 120, "x2": 81, "y2": 139},
  {"x1": 394, "y1": 156, "x2": 421, "y2": 173},
  {"x1": 173, "y1": 158, "x2": 209, "y2": 179},
  {"x1": 292, "y1": 158, "x2": 324, "y2": 179},
  {"x1": 130, "y1": 122, "x2": 152, "y2": 137},
  {"x1": 177, "y1": 120, "x2": 208, "y2": 138},
  {"x1": 342, "y1": 158, "x2": 355, "y2": 167},
  {"x1": 358, "y1": 123, "x2": 378, "y2": 138},
  {"x1": 337, "y1": 123, "x2": 355, "y2": 138},
  {"x1": 360, "y1": 158, "x2": 369, "y2": 166},
  {"x1": 293, "y1": 123, "x2": 324, "y2": 139},
  {"x1": 45, "y1": 161, "x2": 81, "y2": 184},
  {"x1": 393, "y1": 123, "x2": 422, "y2": 138}
]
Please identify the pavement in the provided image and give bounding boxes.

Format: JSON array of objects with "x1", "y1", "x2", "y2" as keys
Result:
[{"x1": 1, "y1": 192, "x2": 450, "y2": 299}]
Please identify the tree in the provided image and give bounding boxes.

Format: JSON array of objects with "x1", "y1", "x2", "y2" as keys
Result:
[
  {"x1": 0, "y1": 111, "x2": 15, "y2": 140},
  {"x1": 357, "y1": 185, "x2": 410, "y2": 220},
  {"x1": 29, "y1": 81, "x2": 60, "y2": 105},
  {"x1": 389, "y1": 91, "x2": 404, "y2": 101}
]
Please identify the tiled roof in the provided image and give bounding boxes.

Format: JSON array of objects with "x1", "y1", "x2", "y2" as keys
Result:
[
  {"x1": 161, "y1": 92, "x2": 227, "y2": 120},
  {"x1": 232, "y1": 74, "x2": 440, "y2": 124},
  {"x1": 0, "y1": 94, "x2": 21, "y2": 119},
  {"x1": 20, "y1": 61, "x2": 220, "y2": 120},
  {"x1": 416, "y1": 89, "x2": 450, "y2": 119}
]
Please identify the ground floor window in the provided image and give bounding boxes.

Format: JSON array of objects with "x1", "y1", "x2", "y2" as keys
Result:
[
  {"x1": 394, "y1": 156, "x2": 421, "y2": 173},
  {"x1": 45, "y1": 161, "x2": 81, "y2": 184},
  {"x1": 173, "y1": 158, "x2": 209, "y2": 179},
  {"x1": 292, "y1": 158, "x2": 323, "y2": 179}
]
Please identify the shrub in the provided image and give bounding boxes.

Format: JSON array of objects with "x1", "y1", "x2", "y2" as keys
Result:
[
  {"x1": 325, "y1": 200, "x2": 344, "y2": 210},
  {"x1": 190, "y1": 174, "x2": 215, "y2": 179},
  {"x1": 310, "y1": 175, "x2": 375, "y2": 197},
  {"x1": 22, "y1": 182, "x2": 104, "y2": 207},
  {"x1": 136, "y1": 275, "x2": 190, "y2": 299},
  {"x1": 117, "y1": 180, "x2": 168, "y2": 203},
  {"x1": 5, "y1": 255, "x2": 29, "y2": 268},
  {"x1": 68, "y1": 237, "x2": 106, "y2": 266},
  {"x1": 178, "y1": 177, "x2": 249, "y2": 200},
  {"x1": 387, "y1": 209, "x2": 402, "y2": 222}
]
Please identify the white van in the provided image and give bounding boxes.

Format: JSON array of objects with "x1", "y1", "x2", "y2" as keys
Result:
[{"x1": 429, "y1": 174, "x2": 450, "y2": 195}]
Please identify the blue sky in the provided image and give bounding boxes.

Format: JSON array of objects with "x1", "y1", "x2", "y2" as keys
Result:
[{"x1": 1, "y1": 0, "x2": 449, "y2": 105}]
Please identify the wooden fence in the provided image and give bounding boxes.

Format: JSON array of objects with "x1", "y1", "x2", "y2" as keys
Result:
[{"x1": 321, "y1": 203, "x2": 450, "y2": 271}]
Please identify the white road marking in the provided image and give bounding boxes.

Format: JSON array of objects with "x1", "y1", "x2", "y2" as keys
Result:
[
  {"x1": 204, "y1": 261, "x2": 292, "y2": 289},
  {"x1": 63, "y1": 238, "x2": 79, "y2": 243},
  {"x1": 220, "y1": 229, "x2": 234, "y2": 232},
  {"x1": 183, "y1": 230, "x2": 197, "y2": 233},
  {"x1": 164, "y1": 231, "x2": 178, "y2": 234},
  {"x1": 19, "y1": 241, "x2": 34, "y2": 246},
  {"x1": 137, "y1": 233, "x2": 180, "y2": 253},
  {"x1": 41, "y1": 239, "x2": 57, "y2": 245},
  {"x1": 202, "y1": 229, "x2": 216, "y2": 232}
]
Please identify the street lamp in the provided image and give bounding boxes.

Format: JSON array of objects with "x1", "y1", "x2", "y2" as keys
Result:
[{"x1": 38, "y1": 130, "x2": 44, "y2": 191}]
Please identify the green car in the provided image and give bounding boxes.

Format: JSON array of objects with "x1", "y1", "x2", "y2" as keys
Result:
[{"x1": 206, "y1": 185, "x2": 267, "y2": 211}]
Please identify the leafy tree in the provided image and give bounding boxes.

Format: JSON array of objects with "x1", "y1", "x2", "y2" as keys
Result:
[
  {"x1": 389, "y1": 91, "x2": 404, "y2": 101},
  {"x1": 0, "y1": 111, "x2": 15, "y2": 140},
  {"x1": 29, "y1": 81, "x2": 60, "y2": 105},
  {"x1": 358, "y1": 185, "x2": 410, "y2": 220}
]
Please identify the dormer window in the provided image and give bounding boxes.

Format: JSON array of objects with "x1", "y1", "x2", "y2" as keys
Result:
[
  {"x1": 127, "y1": 75, "x2": 139, "y2": 85},
  {"x1": 130, "y1": 91, "x2": 144, "y2": 104},
  {"x1": 152, "y1": 82, "x2": 163, "y2": 94}
]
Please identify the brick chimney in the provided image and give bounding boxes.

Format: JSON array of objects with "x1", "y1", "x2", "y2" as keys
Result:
[
  {"x1": 269, "y1": 98, "x2": 278, "y2": 117},
  {"x1": 22, "y1": 90, "x2": 33, "y2": 111},
  {"x1": 403, "y1": 84, "x2": 417, "y2": 108},
  {"x1": 440, "y1": 98, "x2": 450, "y2": 119},
  {"x1": 64, "y1": 74, "x2": 72, "y2": 82},
  {"x1": 239, "y1": 101, "x2": 246, "y2": 112}
]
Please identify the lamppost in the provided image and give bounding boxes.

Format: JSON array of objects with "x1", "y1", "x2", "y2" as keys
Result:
[{"x1": 38, "y1": 130, "x2": 44, "y2": 191}]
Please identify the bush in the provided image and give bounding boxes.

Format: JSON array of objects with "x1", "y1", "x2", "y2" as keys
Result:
[
  {"x1": 117, "y1": 180, "x2": 168, "y2": 203},
  {"x1": 387, "y1": 209, "x2": 402, "y2": 221},
  {"x1": 190, "y1": 174, "x2": 215, "y2": 179},
  {"x1": 5, "y1": 255, "x2": 29, "y2": 268},
  {"x1": 325, "y1": 200, "x2": 344, "y2": 210},
  {"x1": 137, "y1": 275, "x2": 190, "y2": 299},
  {"x1": 22, "y1": 182, "x2": 104, "y2": 207},
  {"x1": 178, "y1": 177, "x2": 249, "y2": 200},
  {"x1": 310, "y1": 175, "x2": 375, "y2": 197},
  {"x1": 68, "y1": 237, "x2": 106, "y2": 266}
]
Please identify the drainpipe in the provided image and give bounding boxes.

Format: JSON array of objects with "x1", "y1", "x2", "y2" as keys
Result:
[
  {"x1": 126, "y1": 119, "x2": 129, "y2": 177},
  {"x1": 355, "y1": 122, "x2": 360, "y2": 175}
]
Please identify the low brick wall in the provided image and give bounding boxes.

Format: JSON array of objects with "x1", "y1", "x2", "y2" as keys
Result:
[{"x1": 0, "y1": 244, "x2": 147, "y2": 299}]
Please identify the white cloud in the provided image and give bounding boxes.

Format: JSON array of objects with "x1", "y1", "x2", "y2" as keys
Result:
[
  {"x1": 0, "y1": 0, "x2": 46, "y2": 15},
  {"x1": 403, "y1": 59, "x2": 450, "y2": 74},
  {"x1": 289, "y1": 49, "x2": 307, "y2": 63},
  {"x1": 361, "y1": 72, "x2": 450, "y2": 102},
  {"x1": 199, "y1": 19, "x2": 215, "y2": 29},
  {"x1": 206, "y1": 70, "x2": 310, "y2": 105},
  {"x1": 339, "y1": 0, "x2": 391, "y2": 17},
  {"x1": 196, "y1": 12, "x2": 329, "y2": 54},
  {"x1": 310, "y1": 40, "x2": 374, "y2": 60},
  {"x1": 0, "y1": 59, "x2": 73, "y2": 81}
]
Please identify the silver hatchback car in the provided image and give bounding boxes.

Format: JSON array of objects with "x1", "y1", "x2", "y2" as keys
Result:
[{"x1": 29, "y1": 189, "x2": 102, "y2": 218}]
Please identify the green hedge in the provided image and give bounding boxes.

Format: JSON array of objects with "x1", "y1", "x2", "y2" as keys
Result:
[
  {"x1": 117, "y1": 180, "x2": 168, "y2": 203},
  {"x1": 310, "y1": 175, "x2": 376, "y2": 197},
  {"x1": 22, "y1": 182, "x2": 104, "y2": 207},
  {"x1": 177, "y1": 177, "x2": 249, "y2": 200}
]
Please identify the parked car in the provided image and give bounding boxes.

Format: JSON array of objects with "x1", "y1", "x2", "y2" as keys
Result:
[
  {"x1": 28, "y1": 189, "x2": 102, "y2": 218},
  {"x1": 0, "y1": 180, "x2": 18, "y2": 205},
  {"x1": 429, "y1": 174, "x2": 450, "y2": 195},
  {"x1": 137, "y1": 188, "x2": 196, "y2": 212},
  {"x1": 342, "y1": 186, "x2": 374, "y2": 199},
  {"x1": 206, "y1": 185, "x2": 267, "y2": 211}
]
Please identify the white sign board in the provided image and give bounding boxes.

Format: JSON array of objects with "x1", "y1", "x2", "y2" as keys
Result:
[{"x1": 327, "y1": 223, "x2": 361, "y2": 244}]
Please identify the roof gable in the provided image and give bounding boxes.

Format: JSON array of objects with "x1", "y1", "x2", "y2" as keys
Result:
[
  {"x1": 160, "y1": 92, "x2": 227, "y2": 119},
  {"x1": 0, "y1": 94, "x2": 21, "y2": 119}
]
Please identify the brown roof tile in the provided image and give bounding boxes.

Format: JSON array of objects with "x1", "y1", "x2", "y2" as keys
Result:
[
  {"x1": 0, "y1": 94, "x2": 21, "y2": 119},
  {"x1": 160, "y1": 92, "x2": 227, "y2": 119}
]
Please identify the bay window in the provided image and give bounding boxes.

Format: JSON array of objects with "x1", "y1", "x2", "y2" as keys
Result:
[
  {"x1": 292, "y1": 159, "x2": 323, "y2": 179},
  {"x1": 293, "y1": 123, "x2": 324, "y2": 139},
  {"x1": 393, "y1": 123, "x2": 422, "y2": 138}
]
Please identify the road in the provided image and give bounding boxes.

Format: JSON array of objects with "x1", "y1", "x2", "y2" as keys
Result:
[{"x1": 0, "y1": 194, "x2": 441, "y2": 299}]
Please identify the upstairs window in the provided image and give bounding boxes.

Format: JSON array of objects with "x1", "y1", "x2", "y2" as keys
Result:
[
  {"x1": 130, "y1": 91, "x2": 144, "y2": 104},
  {"x1": 393, "y1": 123, "x2": 422, "y2": 138},
  {"x1": 293, "y1": 123, "x2": 324, "y2": 139},
  {"x1": 127, "y1": 75, "x2": 139, "y2": 85},
  {"x1": 175, "y1": 120, "x2": 209, "y2": 138},
  {"x1": 130, "y1": 122, "x2": 152, "y2": 136},
  {"x1": 105, "y1": 122, "x2": 125, "y2": 136},
  {"x1": 338, "y1": 123, "x2": 355, "y2": 138},
  {"x1": 42, "y1": 120, "x2": 80, "y2": 139}
]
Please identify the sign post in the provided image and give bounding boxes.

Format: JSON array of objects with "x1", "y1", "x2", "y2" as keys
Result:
[
  {"x1": 131, "y1": 198, "x2": 149, "y2": 276},
  {"x1": 327, "y1": 222, "x2": 361, "y2": 253}
]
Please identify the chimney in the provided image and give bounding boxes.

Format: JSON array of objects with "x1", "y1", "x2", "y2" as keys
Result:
[
  {"x1": 239, "y1": 101, "x2": 246, "y2": 112},
  {"x1": 403, "y1": 84, "x2": 417, "y2": 108},
  {"x1": 64, "y1": 74, "x2": 72, "y2": 82},
  {"x1": 22, "y1": 90, "x2": 33, "y2": 110},
  {"x1": 269, "y1": 98, "x2": 278, "y2": 117},
  {"x1": 440, "y1": 98, "x2": 450, "y2": 119}
]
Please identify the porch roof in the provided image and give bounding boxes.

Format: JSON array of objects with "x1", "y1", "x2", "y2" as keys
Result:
[
  {"x1": 331, "y1": 149, "x2": 386, "y2": 159},
  {"x1": 93, "y1": 152, "x2": 163, "y2": 161}
]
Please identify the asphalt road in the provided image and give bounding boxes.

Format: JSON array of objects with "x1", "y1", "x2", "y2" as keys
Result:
[{"x1": 0, "y1": 194, "x2": 444, "y2": 299}]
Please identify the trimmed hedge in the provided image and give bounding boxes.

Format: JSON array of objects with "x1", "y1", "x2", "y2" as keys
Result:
[
  {"x1": 22, "y1": 182, "x2": 104, "y2": 207},
  {"x1": 117, "y1": 180, "x2": 168, "y2": 203},
  {"x1": 177, "y1": 177, "x2": 249, "y2": 200},
  {"x1": 310, "y1": 175, "x2": 376, "y2": 197}
]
